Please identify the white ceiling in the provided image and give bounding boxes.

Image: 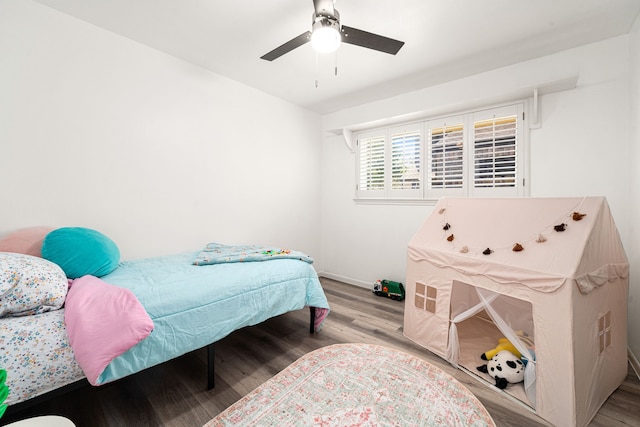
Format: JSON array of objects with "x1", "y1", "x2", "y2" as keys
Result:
[{"x1": 33, "y1": 0, "x2": 640, "y2": 114}]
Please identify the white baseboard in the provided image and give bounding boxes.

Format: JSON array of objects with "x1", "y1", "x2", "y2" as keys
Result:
[
  {"x1": 629, "y1": 348, "x2": 640, "y2": 380},
  {"x1": 317, "y1": 272, "x2": 371, "y2": 290}
]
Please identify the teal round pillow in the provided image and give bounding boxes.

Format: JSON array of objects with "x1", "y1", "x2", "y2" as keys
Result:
[{"x1": 41, "y1": 227, "x2": 120, "y2": 279}]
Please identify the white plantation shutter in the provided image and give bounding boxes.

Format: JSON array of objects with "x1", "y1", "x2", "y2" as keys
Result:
[
  {"x1": 429, "y1": 124, "x2": 464, "y2": 189},
  {"x1": 471, "y1": 104, "x2": 524, "y2": 197},
  {"x1": 357, "y1": 132, "x2": 386, "y2": 197},
  {"x1": 354, "y1": 102, "x2": 526, "y2": 201},
  {"x1": 390, "y1": 126, "x2": 422, "y2": 197},
  {"x1": 426, "y1": 117, "x2": 465, "y2": 198},
  {"x1": 474, "y1": 117, "x2": 517, "y2": 187},
  {"x1": 391, "y1": 131, "x2": 421, "y2": 189}
]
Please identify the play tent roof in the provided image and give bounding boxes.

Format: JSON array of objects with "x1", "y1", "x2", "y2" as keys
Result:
[{"x1": 407, "y1": 196, "x2": 628, "y2": 294}]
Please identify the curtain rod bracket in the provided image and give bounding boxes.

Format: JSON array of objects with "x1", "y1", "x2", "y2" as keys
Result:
[{"x1": 342, "y1": 129, "x2": 354, "y2": 153}]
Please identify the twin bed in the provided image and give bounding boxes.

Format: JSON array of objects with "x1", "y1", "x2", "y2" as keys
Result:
[{"x1": 0, "y1": 229, "x2": 330, "y2": 408}]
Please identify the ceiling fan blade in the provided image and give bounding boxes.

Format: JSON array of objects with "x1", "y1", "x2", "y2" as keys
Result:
[
  {"x1": 260, "y1": 31, "x2": 311, "y2": 61},
  {"x1": 340, "y1": 25, "x2": 404, "y2": 55}
]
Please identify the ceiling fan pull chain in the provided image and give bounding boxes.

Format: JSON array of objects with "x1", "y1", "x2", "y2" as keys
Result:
[{"x1": 334, "y1": 50, "x2": 338, "y2": 76}]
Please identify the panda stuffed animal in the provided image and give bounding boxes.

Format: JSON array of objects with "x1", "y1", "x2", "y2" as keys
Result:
[{"x1": 477, "y1": 349, "x2": 525, "y2": 389}]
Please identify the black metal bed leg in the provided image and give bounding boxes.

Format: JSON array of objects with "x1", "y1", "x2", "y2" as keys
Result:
[
  {"x1": 207, "y1": 342, "x2": 215, "y2": 390},
  {"x1": 309, "y1": 306, "x2": 316, "y2": 334}
]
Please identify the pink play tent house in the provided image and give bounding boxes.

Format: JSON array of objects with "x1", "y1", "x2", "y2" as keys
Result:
[{"x1": 403, "y1": 197, "x2": 628, "y2": 427}]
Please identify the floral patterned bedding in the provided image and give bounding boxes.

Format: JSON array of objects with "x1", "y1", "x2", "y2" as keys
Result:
[
  {"x1": 0, "y1": 308, "x2": 84, "y2": 405},
  {"x1": 0, "y1": 252, "x2": 85, "y2": 405}
]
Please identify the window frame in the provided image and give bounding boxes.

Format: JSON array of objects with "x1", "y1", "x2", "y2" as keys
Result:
[{"x1": 354, "y1": 101, "x2": 529, "y2": 204}]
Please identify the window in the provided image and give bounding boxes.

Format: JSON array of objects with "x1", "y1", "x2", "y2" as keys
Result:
[
  {"x1": 428, "y1": 122, "x2": 464, "y2": 190},
  {"x1": 358, "y1": 133, "x2": 385, "y2": 194},
  {"x1": 356, "y1": 125, "x2": 422, "y2": 199},
  {"x1": 426, "y1": 116, "x2": 465, "y2": 199},
  {"x1": 474, "y1": 117, "x2": 517, "y2": 188},
  {"x1": 391, "y1": 129, "x2": 421, "y2": 190},
  {"x1": 415, "y1": 282, "x2": 437, "y2": 314},
  {"x1": 598, "y1": 311, "x2": 612, "y2": 353},
  {"x1": 355, "y1": 103, "x2": 527, "y2": 201}
]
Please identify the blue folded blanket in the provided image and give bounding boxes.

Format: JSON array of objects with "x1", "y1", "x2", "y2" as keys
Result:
[{"x1": 193, "y1": 243, "x2": 313, "y2": 266}]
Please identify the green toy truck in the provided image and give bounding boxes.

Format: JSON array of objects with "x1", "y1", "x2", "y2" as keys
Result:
[{"x1": 373, "y1": 279, "x2": 405, "y2": 301}]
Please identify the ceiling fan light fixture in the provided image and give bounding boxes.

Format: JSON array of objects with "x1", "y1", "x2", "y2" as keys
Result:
[
  {"x1": 311, "y1": 16, "x2": 341, "y2": 53},
  {"x1": 260, "y1": 0, "x2": 404, "y2": 61}
]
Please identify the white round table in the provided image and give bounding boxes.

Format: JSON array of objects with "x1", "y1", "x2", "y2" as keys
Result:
[{"x1": 4, "y1": 415, "x2": 75, "y2": 426}]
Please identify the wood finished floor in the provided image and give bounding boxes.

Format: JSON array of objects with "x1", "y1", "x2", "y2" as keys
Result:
[{"x1": 2, "y1": 278, "x2": 639, "y2": 427}]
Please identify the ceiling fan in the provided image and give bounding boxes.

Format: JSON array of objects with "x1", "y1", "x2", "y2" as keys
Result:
[{"x1": 260, "y1": 0, "x2": 405, "y2": 61}]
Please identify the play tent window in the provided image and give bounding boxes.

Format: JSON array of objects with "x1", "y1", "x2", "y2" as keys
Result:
[
  {"x1": 415, "y1": 281, "x2": 437, "y2": 313},
  {"x1": 598, "y1": 311, "x2": 612, "y2": 353}
]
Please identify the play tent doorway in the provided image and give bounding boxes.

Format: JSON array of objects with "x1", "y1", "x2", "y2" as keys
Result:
[{"x1": 403, "y1": 197, "x2": 628, "y2": 427}]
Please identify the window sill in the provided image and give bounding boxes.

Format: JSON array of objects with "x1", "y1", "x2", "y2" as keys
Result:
[{"x1": 353, "y1": 198, "x2": 439, "y2": 206}]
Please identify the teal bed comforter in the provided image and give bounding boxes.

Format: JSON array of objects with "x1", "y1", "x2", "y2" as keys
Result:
[{"x1": 96, "y1": 251, "x2": 329, "y2": 385}]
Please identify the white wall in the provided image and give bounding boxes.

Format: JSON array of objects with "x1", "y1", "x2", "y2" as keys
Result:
[
  {"x1": 321, "y1": 36, "x2": 631, "y2": 284},
  {"x1": 0, "y1": 0, "x2": 323, "y2": 264},
  {"x1": 628, "y1": 12, "x2": 640, "y2": 369}
]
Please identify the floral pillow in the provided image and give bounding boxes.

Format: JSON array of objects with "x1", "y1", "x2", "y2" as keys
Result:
[{"x1": 0, "y1": 252, "x2": 68, "y2": 317}]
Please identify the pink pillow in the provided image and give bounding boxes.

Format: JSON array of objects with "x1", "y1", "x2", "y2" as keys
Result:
[
  {"x1": 65, "y1": 275, "x2": 154, "y2": 385},
  {"x1": 0, "y1": 226, "x2": 54, "y2": 257}
]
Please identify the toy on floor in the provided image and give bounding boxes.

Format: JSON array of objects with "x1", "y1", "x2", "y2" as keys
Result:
[
  {"x1": 477, "y1": 350, "x2": 525, "y2": 389},
  {"x1": 481, "y1": 337, "x2": 522, "y2": 360},
  {"x1": 372, "y1": 279, "x2": 405, "y2": 301},
  {"x1": 0, "y1": 369, "x2": 9, "y2": 418}
]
